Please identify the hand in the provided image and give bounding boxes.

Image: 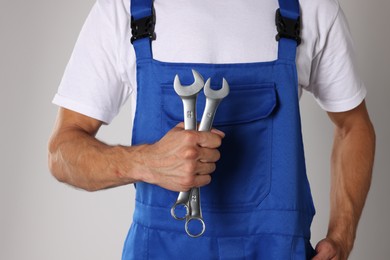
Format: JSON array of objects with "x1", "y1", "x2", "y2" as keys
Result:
[
  {"x1": 138, "y1": 123, "x2": 225, "y2": 192},
  {"x1": 312, "y1": 238, "x2": 347, "y2": 260}
]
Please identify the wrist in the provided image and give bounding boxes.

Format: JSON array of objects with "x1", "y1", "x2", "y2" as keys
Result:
[
  {"x1": 109, "y1": 144, "x2": 147, "y2": 184},
  {"x1": 326, "y1": 230, "x2": 354, "y2": 259},
  {"x1": 326, "y1": 208, "x2": 358, "y2": 258},
  {"x1": 122, "y1": 144, "x2": 156, "y2": 184}
]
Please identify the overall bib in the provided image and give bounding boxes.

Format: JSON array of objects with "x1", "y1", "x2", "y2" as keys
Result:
[{"x1": 123, "y1": 0, "x2": 316, "y2": 259}]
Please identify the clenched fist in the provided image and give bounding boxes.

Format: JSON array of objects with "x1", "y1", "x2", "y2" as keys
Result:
[{"x1": 137, "y1": 123, "x2": 225, "y2": 192}]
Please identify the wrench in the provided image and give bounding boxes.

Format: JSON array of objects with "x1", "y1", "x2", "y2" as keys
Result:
[
  {"x1": 171, "y1": 69, "x2": 204, "y2": 221},
  {"x1": 184, "y1": 78, "x2": 230, "y2": 238},
  {"x1": 198, "y1": 78, "x2": 230, "y2": 132}
]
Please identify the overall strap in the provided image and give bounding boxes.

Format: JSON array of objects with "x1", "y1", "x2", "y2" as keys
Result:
[
  {"x1": 130, "y1": 0, "x2": 154, "y2": 60},
  {"x1": 276, "y1": 0, "x2": 301, "y2": 61},
  {"x1": 129, "y1": 0, "x2": 300, "y2": 62}
]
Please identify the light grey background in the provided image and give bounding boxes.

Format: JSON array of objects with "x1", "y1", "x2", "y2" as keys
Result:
[{"x1": 0, "y1": 0, "x2": 388, "y2": 259}]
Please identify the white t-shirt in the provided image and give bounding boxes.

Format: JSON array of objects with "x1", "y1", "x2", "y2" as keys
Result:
[{"x1": 53, "y1": 0, "x2": 366, "y2": 124}]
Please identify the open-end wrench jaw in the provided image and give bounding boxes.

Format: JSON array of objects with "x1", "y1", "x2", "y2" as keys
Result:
[
  {"x1": 198, "y1": 78, "x2": 230, "y2": 132},
  {"x1": 203, "y1": 78, "x2": 230, "y2": 100},
  {"x1": 173, "y1": 70, "x2": 204, "y2": 98},
  {"x1": 173, "y1": 69, "x2": 205, "y2": 131}
]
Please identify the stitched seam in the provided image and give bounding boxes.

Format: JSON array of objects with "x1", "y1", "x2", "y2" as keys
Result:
[{"x1": 133, "y1": 219, "x2": 310, "y2": 239}]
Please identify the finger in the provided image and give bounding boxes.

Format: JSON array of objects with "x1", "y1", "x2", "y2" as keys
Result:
[
  {"x1": 313, "y1": 249, "x2": 335, "y2": 260},
  {"x1": 313, "y1": 240, "x2": 337, "y2": 260},
  {"x1": 196, "y1": 131, "x2": 223, "y2": 148},
  {"x1": 312, "y1": 253, "x2": 329, "y2": 260},
  {"x1": 312, "y1": 253, "x2": 335, "y2": 260},
  {"x1": 174, "y1": 122, "x2": 185, "y2": 130},
  {"x1": 312, "y1": 250, "x2": 332, "y2": 260},
  {"x1": 196, "y1": 162, "x2": 216, "y2": 175},
  {"x1": 210, "y1": 128, "x2": 225, "y2": 138},
  {"x1": 193, "y1": 174, "x2": 212, "y2": 187},
  {"x1": 198, "y1": 148, "x2": 221, "y2": 163}
]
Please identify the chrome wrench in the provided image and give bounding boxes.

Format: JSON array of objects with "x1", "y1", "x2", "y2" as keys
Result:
[
  {"x1": 198, "y1": 78, "x2": 230, "y2": 132},
  {"x1": 184, "y1": 78, "x2": 230, "y2": 238},
  {"x1": 171, "y1": 70, "x2": 204, "y2": 220}
]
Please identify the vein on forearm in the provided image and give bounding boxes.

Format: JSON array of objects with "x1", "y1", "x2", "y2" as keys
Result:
[
  {"x1": 328, "y1": 121, "x2": 375, "y2": 252},
  {"x1": 49, "y1": 128, "x2": 137, "y2": 191}
]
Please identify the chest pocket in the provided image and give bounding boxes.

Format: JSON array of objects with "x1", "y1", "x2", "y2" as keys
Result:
[{"x1": 162, "y1": 83, "x2": 277, "y2": 211}]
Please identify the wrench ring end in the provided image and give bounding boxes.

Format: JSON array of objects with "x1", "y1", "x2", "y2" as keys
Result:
[
  {"x1": 185, "y1": 217, "x2": 206, "y2": 238},
  {"x1": 171, "y1": 203, "x2": 189, "y2": 220}
]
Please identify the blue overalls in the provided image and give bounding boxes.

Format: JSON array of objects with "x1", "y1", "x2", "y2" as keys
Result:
[{"x1": 123, "y1": 0, "x2": 316, "y2": 259}]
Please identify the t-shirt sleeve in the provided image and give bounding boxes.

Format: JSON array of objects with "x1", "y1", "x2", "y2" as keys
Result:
[
  {"x1": 308, "y1": 6, "x2": 367, "y2": 112},
  {"x1": 53, "y1": 0, "x2": 132, "y2": 124}
]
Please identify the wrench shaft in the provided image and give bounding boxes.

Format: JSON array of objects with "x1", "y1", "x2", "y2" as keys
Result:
[
  {"x1": 171, "y1": 70, "x2": 204, "y2": 221},
  {"x1": 199, "y1": 99, "x2": 222, "y2": 132},
  {"x1": 182, "y1": 98, "x2": 198, "y2": 130},
  {"x1": 171, "y1": 72, "x2": 229, "y2": 238}
]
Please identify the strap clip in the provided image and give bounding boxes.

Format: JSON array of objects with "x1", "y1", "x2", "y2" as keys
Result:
[
  {"x1": 131, "y1": 12, "x2": 156, "y2": 44},
  {"x1": 275, "y1": 9, "x2": 301, "y2": 46}
]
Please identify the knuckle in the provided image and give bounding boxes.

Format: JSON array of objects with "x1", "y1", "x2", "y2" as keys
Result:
[
  {"x1": 182, "y1": 147, "x2": 199, "y2": 160},
  {"x1": 183, "y1": 131, "x2": 198, "y2": 143}
]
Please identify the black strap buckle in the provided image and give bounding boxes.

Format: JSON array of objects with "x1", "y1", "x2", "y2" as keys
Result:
[
  {"x1": 275, "y1": 8, "x2": 301, "y2": 46},
  {"x1": 131, "y1": 12, "x2": 156, "y2": 44}
]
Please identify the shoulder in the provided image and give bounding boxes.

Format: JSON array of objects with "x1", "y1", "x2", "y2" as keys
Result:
[
  {"x1": 96, "y1": 0, "x2": 129, "y2": 11},
  {"x1": 93, "y1": 0, "x2": 130, "y2": 20},
  {"x1": 88, "y1": 0, "x2": 130, "y2": 46},
  {"x1": 300, "y1": 0, "x2": 341, "y2": 34},
  {"x1": 300, "y1": 0, "x2": 340, "y2": 32},
  {"x1": 300, "y1": 0, "x2": 340, "y2": 16},
  {"x1": 299, "y1": 0, "x2": 342, "y2": 56}
]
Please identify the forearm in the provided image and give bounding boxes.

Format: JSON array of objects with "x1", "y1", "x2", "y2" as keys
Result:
[
  {"x1": 327, "y1": 119, "x2": 375, "y2": 257},
  {"x1": 48, "y1": 128, "x2": 145, "y2": 191},
  {"x1": 48, "y1": 108, "x2": 223, "y2": 192}
]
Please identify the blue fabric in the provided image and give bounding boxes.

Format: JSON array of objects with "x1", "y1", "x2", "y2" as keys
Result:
[{"x1": 123, "y1": 0, "x2": 316, "y2": 259}]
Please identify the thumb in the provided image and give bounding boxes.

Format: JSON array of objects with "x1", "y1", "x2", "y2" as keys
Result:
[
  {"x1": 174, "y1": 122, "x2": 184, "y2": 130},
  {"x1": 312, "y1": 239, "x2": 337, "y2": 260}
]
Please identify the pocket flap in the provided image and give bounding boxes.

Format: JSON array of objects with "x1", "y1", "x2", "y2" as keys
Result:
[{"x1": 162, "y1": 83, "x2": 277, "y2": 126}]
